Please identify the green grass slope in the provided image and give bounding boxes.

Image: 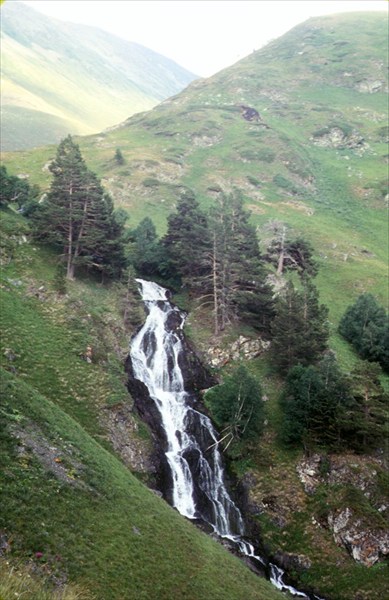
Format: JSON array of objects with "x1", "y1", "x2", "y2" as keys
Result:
[
  {"x1": 1, "y1": 369, "x2": 284, "y2": 600},
  {"x1": 0, "y1": 208, "x2": 284, "y2": 600},
  {"x1": 0, "y1": 1, "x2": 197, "y2": 151},
  {"x1": 3, "y1": 12, "x2": 387, "y2": 365}
]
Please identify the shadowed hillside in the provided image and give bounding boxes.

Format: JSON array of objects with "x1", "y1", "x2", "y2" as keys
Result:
[{"x1": 0, "y1": 1, "x2": 197, "y2": 150}]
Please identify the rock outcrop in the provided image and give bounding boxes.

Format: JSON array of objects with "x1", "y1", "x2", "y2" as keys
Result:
[
  {"x1": 328, "y1": 508, "x2": 389, "y2": 567},
  {"x1": 296, "y1": 453, "x2": 389, "y2": 567},
  {"x1": 206, "y1": 335, "x2": 271, "y2": 368}
]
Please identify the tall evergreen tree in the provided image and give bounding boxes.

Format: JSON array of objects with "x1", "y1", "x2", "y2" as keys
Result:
[
  {"x1": 271, "y1": 280, "x2": 328, "y2": 374},
  {"x1": 265, "y1": 230, "x2": 318, "y2": 279},
  {"x1": 207, "y1": 192, "x2": 273, "y2": 334},
  {"x1": 33, "y1": 136, "x2": 125, "y2": 280},
  {"x1": 128, "y1": 217, "x2": 167, "y2": 277},
  {"x1": 346, "y1": 361, "x2": 389, "y2": 452},
  {"x1": 280, "y1": 354, "x2": 353, "y2": 449},
  {"x1": 162, "y1": 188, "x2": 211, "y2": 286}
]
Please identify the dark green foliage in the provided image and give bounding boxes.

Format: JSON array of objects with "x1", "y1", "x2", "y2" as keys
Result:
[
  {"x1": 0, "y1": 165, "x2": 36, "y2": 208},
  {"x1": 128, "y1": 217, "x2": 167, "y2": 277},
  {"x1": 32, "y1": 136, "x2": 126, "y2": 281},
  {"x1": 162, "y1": 188, "x2": 211, "y2": 285},
  {"x1": 53, "y1": 261, "x2": 67, "y2": 295},
  {"x1": 273, "y1": 174, "x2": 299, "y2": 195},
  {"x1": 114, "y1": 148, "x2": 125, "y2": 165},
  {"x1": 285, "y1": 238, "x2": 318, "y2": 279},
  {"x1": 345, "y1": 362, "x2": 389, "y2": 453},
  {"x1": 207, "y1": 192, "x2": 274, "y2": 334},
  {"x1": 142, "y1": 177, "x2": 160, "y2": 187},
  {"x1": 339, "y1": 293, "x2": 389, "y2": 372},
  {"x1": 280, "y1": 354, "x2": 353, "y2": 449},
  {"x1": 271, "y1": 280, "x2": 329, "y2": 374},
  {"x1": 163, "y1": 189, "x2": 273, "y2": 333},
  {"x1": 265, "y1": 232, "x2": 318, "y2": 279},
  {"x1": 206, "y1": 365, "x2": 264, "y2": 448}
]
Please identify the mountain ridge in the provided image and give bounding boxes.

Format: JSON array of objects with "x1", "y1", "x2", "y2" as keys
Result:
[{"x1": 0, "y1": 1, "x2": 197, "y2": 150}]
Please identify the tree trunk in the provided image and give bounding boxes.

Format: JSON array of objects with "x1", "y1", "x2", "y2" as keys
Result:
[
  {"x1": 66, "y1": 186, "x2": 74, "y2": 279},
  {"x1": 212, "y1": 233, "x2": 219, "y2": 336},
  {"x1": 276, "y1": 226, "x2": 286, "y2": 276}
]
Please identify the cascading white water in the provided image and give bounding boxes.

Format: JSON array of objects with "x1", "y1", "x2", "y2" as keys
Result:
[{"x1": 130, "y1": 279, "x2": 324, "y2": 600}]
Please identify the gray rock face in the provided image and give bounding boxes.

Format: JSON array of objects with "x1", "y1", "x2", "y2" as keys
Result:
[
  {"x1": 328, "y1": 508, "x2": 389, "y2": 567},
  {"x1": 206, "y1": 335, "x2": 271, "y2": 368},
  {"x1": 356, "y1": 79, "x2": 386, "y2": 93},
  {"x1": 296, "y1": 453, "x2": 389, "y2": 567},
  {"x1": 311, "y1": 127, "x2": 368, "y2": 154},
  {"x1": 101, "y1": 402, "x2": 156, "y2": 475}
]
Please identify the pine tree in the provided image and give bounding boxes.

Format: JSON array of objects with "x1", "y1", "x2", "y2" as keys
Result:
[
  {"x1": 128, "y1": 217, "x2": 164, "y2": 277},
  {"x1": 271, "y1": 280, "x2": 328, "y2": 374},
  {"x1": 0, "y1": 165, "x2": 35, "y2": 208},
  {"x1": 346, "y1": 361, "x2": 389, "y2": 452},
  {"x1": 32, "y1": 136, "x2": 125, "y2": 280},
  {"x1": 263, "y1": 221, "x2": 318, "y2": 279},
  {"x1": 281, "y1": 354, "x2": 352, "y2": 449},
  {"x1": 114, "y1": 148, "x2": 125, "y2": 165},
  {"x1": 162, "y1": 188, "x2": 211, "y2": 286},
  {"x1": 207, "y1": 192, "x2": 273, "y2": 334}
]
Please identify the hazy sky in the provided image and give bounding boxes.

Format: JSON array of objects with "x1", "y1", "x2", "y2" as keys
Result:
[{"x1": 15, "y1": 0, "x2": 389, "y2": 76}]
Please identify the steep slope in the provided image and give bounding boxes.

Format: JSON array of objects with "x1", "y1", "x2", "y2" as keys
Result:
[
  {"x1": 1, "y1": 12, "x2": 388, "y2": 600},
  {"x1": 0, "y1": 1, "x2": 197, "y2": 150},
  {"x1": 4, "y1": 11, "x2": 387, "y2": 356},
  {"x1": 0, "y1": 208, "x2": 284, "y2": 600}
]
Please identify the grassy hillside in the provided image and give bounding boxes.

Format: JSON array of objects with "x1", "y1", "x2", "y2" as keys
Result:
[
  {"x1": 0, "y1": 207, "x2": 284, "y2": 600},
  {"x1": 3, "y1": 12, "x2": 387, "y2": 365},
  {"x1": 1, "y1": 13, "x2": 388, "y2": 599},
  {"x1": 0, "y1": 1, "x2": 197, "y2": 150}
]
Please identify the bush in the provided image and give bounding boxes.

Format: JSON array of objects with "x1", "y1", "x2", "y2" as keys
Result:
[
  {"x1": 273, "y1": 174, "x2": 299, "y2": 195},
  {"x1": 142, "y1": 177, "x2": 160, "y2": 188},
  {"x1": 338, "y1": 293, "x2": 389, "y2": 372},
  {"x1": 205, "y1": 365, "x2": 264, "y2": 448}
]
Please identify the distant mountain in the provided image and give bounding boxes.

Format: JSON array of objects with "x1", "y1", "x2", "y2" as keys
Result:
[
  {"x1": 74, "y1": 11, "x2": 386, "y2": 320},
  {"x1": 0, "y1": 1, "x2": 197, "y2": 150}
]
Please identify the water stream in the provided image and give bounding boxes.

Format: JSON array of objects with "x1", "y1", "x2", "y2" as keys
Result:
[{"x1": 129, "y1": 279, "x2": 324, "y2": 599}]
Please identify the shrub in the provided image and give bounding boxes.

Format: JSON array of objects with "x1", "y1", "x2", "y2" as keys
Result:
[
  {"x1": 338, "y1": 293, "x2": 389, "y2": 372},
  {"x1": 205, "y1": 365, "x2": 264, "y2": 448}
]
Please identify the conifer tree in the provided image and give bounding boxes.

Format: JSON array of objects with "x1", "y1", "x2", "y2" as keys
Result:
[
  {"x1": 346, "y1": 361, "x2": 389, "y2": 452},
  {"x1": 162, "y1": 188, "x2": 211, "y2": 286},
  {"x1": 271, "y1": 280, "x2": 328, "y2": 374},
  {"x1": 33, "y1": 136, "x2": 125, "y2": 280},
  {"x1": 280, "y1": 354, "x2": 352, "y2": 449},
  {"x1": 128, "y1": 217, "x2": 167, "y2": 277},
  {"x1": 207, "y1": 192, "x2": 273, "y2": 334},
  {"x1": 0, "y1": 165, "x2": 36, "y2": 208}
]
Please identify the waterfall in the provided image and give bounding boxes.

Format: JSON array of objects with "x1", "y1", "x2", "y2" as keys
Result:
[{"x1": 129, "y1": 279, "x2": 324, "y2": 600}]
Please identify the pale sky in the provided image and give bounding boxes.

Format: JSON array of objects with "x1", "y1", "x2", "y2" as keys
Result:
[{"x1": 12, "y1": 1, "x2": 389, "y2": 76}]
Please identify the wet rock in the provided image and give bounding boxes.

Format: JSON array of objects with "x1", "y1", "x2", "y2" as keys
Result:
[{"x1": 273, "y1": 551, "x2": 312, "y2": 571}]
